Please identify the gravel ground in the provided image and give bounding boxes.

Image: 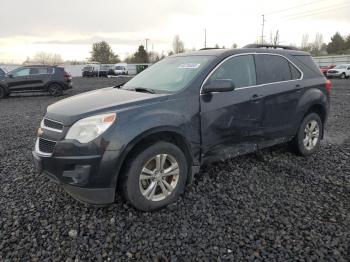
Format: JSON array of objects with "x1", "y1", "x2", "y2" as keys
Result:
[{"x1": 0, "y1": 77, "x2": 349, "y2": 261}]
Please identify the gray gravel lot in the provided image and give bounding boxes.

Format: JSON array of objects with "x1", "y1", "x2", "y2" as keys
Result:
[{"x1": 0, "y1": 77, "x2": 349, "y2": 261}]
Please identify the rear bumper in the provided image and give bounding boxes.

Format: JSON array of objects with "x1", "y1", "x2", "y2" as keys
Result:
[{"x1": 32, "y1": 150, "x2": 116, "y2": 205}]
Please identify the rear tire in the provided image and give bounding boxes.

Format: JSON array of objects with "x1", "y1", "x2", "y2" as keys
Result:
[
  {"x1": 340, "y1": 73, "x2": 346, "y2": 79},
  {"x1": 48, "y1": 83, "x2": 63, "y2": 97},
  {"x1": 120, "y1": 141, "x2": 188, "y2": 211},
  {"x1": 290, "y1": 113, "x2": 322, "y2": 156},
  {"x1": 0, "y1": 87, "x2": 7, "y2": 99}
]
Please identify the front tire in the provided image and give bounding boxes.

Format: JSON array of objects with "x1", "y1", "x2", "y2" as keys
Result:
[
  {"x1": 340, "y1": 73, "x2": 346, "y2": 79},
  {"x1": 290, "y1": 113, "x2": 322, "y2": 156},
  {"x1": 48, "y1": 83, "x2": 63, "y2": 97},
  {"x1": 120, "y1": 141, "x2": 188, "y2": 211}
]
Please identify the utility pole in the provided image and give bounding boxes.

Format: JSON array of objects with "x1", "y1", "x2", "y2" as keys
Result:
[
  {"x1": 261, "y1": 15, "x2": 265, "y2": 44},
  {"x1": 204, "y1": 28, "x2": 207, "y2": 48},
  {"x1": 145, "y1": 38, "x2": 149, "y2": 52}
]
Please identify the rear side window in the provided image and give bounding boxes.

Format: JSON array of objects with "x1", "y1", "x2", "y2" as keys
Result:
[
  {"x1": 208, "y1": 55, "x2": 256, "y2": 88},
  {"x1": 289, "y1": 63, "x2": 302, "y2": 79},
  {"x1": 256, "y1": 54, "x2": 292, "y2": 84},
  {"x1": 0, "y1": 68, "x2": 5, "y2": 77},
  {"x1": 292, "y1": 55, "x2": 323, "y2": 78},
  {"x1": 30, "y1": 67, "x2": 52, "y2": 75}
]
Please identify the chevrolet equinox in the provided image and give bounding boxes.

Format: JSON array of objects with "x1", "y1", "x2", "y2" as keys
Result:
[{"x1": 33, "y1": 45, "x2": 331, "y2": 211}]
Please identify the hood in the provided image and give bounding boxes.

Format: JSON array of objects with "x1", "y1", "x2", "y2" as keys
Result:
[{"x1": 46, "y1": 87, "x2": 168, "y2": 125}]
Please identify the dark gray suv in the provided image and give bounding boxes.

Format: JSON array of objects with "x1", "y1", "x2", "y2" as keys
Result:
[
  {"x1": 33, "y1": 45, "x2": 331, "y2": 211},
  {"x1": 0, "y1": 65, "x2": 72, "y2": 98}
]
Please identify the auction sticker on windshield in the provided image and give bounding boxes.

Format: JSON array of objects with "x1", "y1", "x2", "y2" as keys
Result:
[{"x1": 178, "y1": 63, "x2": 201, "y2": 69}]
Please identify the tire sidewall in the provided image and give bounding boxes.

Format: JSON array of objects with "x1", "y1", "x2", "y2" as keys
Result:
[
  {"x1": 0, "y1": 87, "x2": 5, "y2": 98},
  {"x1": 123, "y1": 142, "x2": 188, "y2": 211},
  {"x1": 297, "y1": 113, "x2": 322, "y2": 156}
]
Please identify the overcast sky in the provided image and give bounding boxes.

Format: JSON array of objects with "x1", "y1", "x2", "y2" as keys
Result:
[{"x1": 1, "y1": 0, "x2": 350, "y2": 63}]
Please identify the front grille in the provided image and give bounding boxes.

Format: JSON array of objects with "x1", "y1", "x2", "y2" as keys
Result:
[
  {"x1": 38, "y1": 138, "x2": 56, "y2": 154},
  {"x1": 43, "y1": 118, "x2": 63, "y2": 131}
]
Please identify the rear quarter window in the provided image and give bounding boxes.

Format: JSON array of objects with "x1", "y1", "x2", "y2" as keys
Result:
[
  {"x1": 292, "y1": 55, "x2": 323, "y2": 78},
  {"x1": 255, "y1": 54, "x2": 292, "y2": 84}
]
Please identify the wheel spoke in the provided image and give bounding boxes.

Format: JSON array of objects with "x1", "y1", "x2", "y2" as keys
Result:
[
  {"x1": 310, "y1": 121, "x2": 317, "y2": 132},
  {"x1": 161, "y1": 179, "x2": 173, "y2": 192},
  {"x1": 164, "y1": 163, "x2": 179, "y2": 174},
  {"x1": 159, "y1": 180, "x2": 169, "y2": 196},
  {"x1": 142, "y1": 167, "x2": 154, "y2": 176},
  {"x1": 144, "y1": 181, "x2": 157, "y2": 199}
]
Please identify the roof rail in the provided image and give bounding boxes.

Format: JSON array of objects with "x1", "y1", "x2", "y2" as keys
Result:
[
  {"x1": 243, "y1": 44, "x2": 299, "y2": 50},
  {"x1": 199, "y1": 47, "x2": 223, "y2": 50}
]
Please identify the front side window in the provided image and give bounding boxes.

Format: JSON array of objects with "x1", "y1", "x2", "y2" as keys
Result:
[
  {"x1": 12, "y1": 68, "x2": 30, "y2": 77},
  {"x1": 256, "y1": 55, "x2": 292, "y2": 84},
  {"x1": 207, "y1": 55, "x2": 256, "y2": 88},
  {"x1": 124, "y1": 55, "x2": 214, "y2": 93}
]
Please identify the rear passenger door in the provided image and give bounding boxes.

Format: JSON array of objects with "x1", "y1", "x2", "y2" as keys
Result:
[
  {"x1": 254, "y1": 54, "x2": 302, "y2": 142},
  {"x1": 30, "y1": 67, "x2": 52, "y2": 91}
]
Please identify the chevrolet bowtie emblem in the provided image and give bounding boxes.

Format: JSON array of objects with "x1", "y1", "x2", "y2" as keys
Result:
[{"x1": 37, "y1": 127, "x2": 44, "y2": 136}]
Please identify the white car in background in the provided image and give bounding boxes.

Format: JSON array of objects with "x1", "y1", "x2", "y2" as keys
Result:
[
  {"x1": 327, "y1": 64, "x2": 350, "y2": 79},
  {"x1": 114, "y1": 63, "x2": 128, "y2": 75}
]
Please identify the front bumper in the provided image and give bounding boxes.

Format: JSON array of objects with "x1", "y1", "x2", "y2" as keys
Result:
[{"x1": 32, "y1": 139, "x2": 118, "y2": 205}]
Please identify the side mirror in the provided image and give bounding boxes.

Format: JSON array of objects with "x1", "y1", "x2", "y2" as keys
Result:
[
  {"x1": 202, "y1": 79, "x2": 235, "y2": 94},
  {"x1": 7, "y1": 73, "x2": 13, "y2": 78}
]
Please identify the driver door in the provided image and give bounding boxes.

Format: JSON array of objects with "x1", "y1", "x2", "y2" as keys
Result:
[
  {"x1": 6, "y1": 67, "x2": 33, "y2": 91},
  {"x1": 200, "y1": 54, "x2": 265, "y2": 162}
]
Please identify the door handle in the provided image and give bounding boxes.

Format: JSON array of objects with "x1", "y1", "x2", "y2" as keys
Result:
[
  {"x1": 250, "y1": 94, "x2": 262, "y2": 101},
  {"x1": 296, "y1": 84, "x2": 303, "y2": 91}
]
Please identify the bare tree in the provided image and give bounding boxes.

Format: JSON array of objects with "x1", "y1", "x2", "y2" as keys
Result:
[
  {"x1": 32, "y1": 52, "x2": 63, "y2": 65},
  {"x1": 270, "y1": 30, "x2": 280, "y2": 45},
  {"x1": 301, "y1": 34, "x2": 310, "y2": 51},
  {"x1": 173, "y1": 35, "x2": 185, "y2": 54},
  {"x1": 312, "y1": 33, "x2": 324, "y2": 56}
]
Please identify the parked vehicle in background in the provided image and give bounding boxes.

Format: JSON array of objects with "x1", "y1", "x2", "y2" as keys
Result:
[
  {"x1": 0, "y1": 65, "x2": 72, "y2": 98},
  {"x1": 98, "y1": 64, "x2": 112, "y2": 77},
  {"x1": 319, "y1": 65, "x2": 335, "y2": 76},
  {"x1": 114, "y1": 63, "x2": 128, "y2": 75},
  {"x1": 33, "y1": 44, "x2": 330, "y2": 211},
  {"x1": 82, "y1": 65, "x2": 98, "y2": 77},
  {"x1": 0, "y1": 67, "x2": 7, "y2": 78},
  {"x1": 327, "y1": 64, "x2": 350, "y2": 79}
]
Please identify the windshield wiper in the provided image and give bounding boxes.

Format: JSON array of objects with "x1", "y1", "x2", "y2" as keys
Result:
[
  {"x1": 133, "y1": 87, "x2": 156, "y2": 94},
  {"x1": 113, "y1": 83, "x2": 124, "y2": 88}
]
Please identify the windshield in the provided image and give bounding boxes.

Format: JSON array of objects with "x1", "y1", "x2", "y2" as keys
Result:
[
  {"x1": 123, "y1": 55, "x2": 213, "y2": 93},
  {"x1": 115, "y1": 66, "x2": 125, "y2": 70},
  {"x1": 334, "y1": 65, "x2": 347, "y2": 69},
  {"x1": 83, "y1": 66, "x2": 92, "y2": 71}
]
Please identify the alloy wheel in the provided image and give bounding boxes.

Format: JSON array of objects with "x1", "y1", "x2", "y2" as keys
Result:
[
  {"x1": 139, "y1": 154, "x2": 180, "y2": 202},
  {"x1": 303, "y1": 120, "x2": 320, "y2": 151}
]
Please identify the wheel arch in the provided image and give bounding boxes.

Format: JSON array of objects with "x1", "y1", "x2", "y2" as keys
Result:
[{"x1": 113, "y1": 127, "x2": 195, "y2": 189}]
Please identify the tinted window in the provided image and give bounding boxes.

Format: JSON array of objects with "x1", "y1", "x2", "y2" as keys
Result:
[
  {"x1": 289, "y1": 63, "x2": 301, "y2": 79},
  {"x1": 292, "y1": 55, "x2": 323, "y2": 77},
  {"x1": 208, "y1": 55, "x2": 256, "y2": 88},
  {"x1": 30, "y1": 67, "x2": 52, "y2": 75},
  {"x1": 13, "y1": 68, "x2": 30, "y2": 77},
  {"x1": 0, "y1": 68, "x2": 5, "y2": 77},
  {"x1": 256, "y1": 55, "x2": 291, "y2": 84}
]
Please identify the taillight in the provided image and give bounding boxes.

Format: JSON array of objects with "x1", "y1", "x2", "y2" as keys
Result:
[
  {"x1": 325, "y1": 79, "x2": 332, "y2": 95},
  {"x1": 64, "y1": 71, "x2": 71, "y2": 78}
]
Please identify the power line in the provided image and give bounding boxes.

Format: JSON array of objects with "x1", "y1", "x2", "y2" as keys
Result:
[
  {"x1": 265, "y1": 0, "x2": 329, "y2": 15},
  {"x1": 279, "y1": 3, "x2": 350, "y2": 21}
]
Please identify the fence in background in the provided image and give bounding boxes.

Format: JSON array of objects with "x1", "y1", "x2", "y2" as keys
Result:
[{"x1": 313, "y1": 55, "x2": 350, "y2": 66}]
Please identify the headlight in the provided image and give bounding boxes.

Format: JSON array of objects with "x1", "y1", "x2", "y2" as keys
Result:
[{"x1": 65, "y1": 113, "x2": 116, "y2": 143}]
